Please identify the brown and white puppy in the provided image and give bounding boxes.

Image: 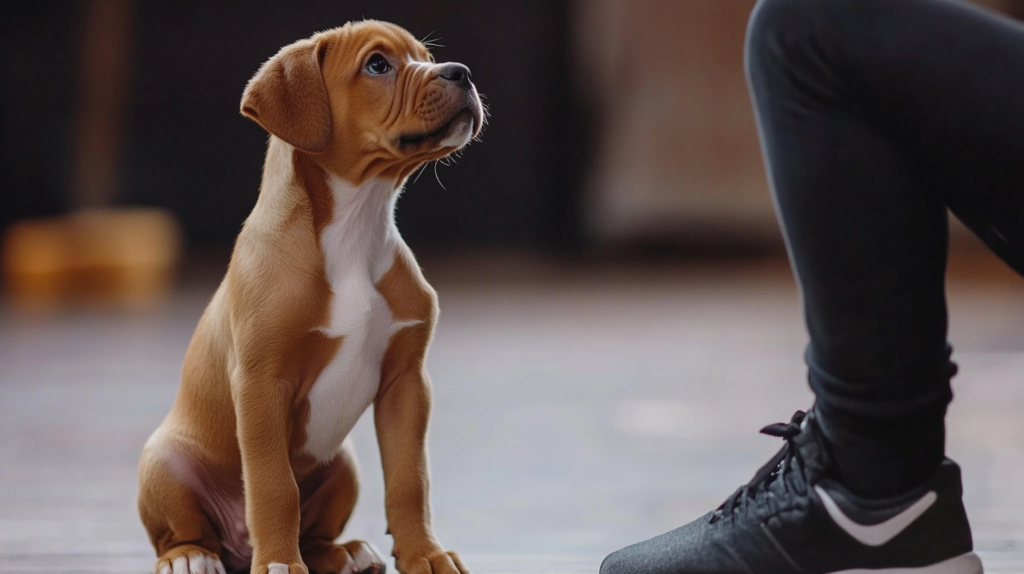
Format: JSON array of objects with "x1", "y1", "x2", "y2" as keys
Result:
[{"x1": 137, "y1": 21, "x2": 483, "y2": 574}]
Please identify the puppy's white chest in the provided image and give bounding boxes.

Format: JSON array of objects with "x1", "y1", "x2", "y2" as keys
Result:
[
  {"x1": 303, "y1": 276, "x2": 396, "y2": 462},
  {"x1": 302, "y1": 175, "x2": 413, "y2": 463}
]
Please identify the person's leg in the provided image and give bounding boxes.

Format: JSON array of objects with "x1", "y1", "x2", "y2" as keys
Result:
[
  {"x1": 748, "y1": 0, "x2": 1024, "y2": 499},
  {"x1": 601, "y1": 0, "x2": 1024, "y2": 572}
]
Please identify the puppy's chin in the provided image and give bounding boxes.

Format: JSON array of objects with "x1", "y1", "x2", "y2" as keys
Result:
[
  {"x1": 398, "y1": 110, "x2": 475, "y2": 154},
  {"x1": 437, "y1": 112, "x2": 475, "y2": 150}
]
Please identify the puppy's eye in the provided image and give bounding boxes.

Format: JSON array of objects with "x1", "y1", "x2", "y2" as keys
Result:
[{"x1": 366, "y1": 54, "x2": 391, "y2": 75}]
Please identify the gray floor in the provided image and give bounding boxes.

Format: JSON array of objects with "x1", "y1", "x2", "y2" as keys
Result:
[{"x1": 2, "y1": 255, "x2": 1023, "y2": 573}]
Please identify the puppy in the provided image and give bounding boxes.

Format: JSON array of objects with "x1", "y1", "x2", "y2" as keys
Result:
[{"x1": 137, "y1": 21, "x2": 483, "y2": 574}]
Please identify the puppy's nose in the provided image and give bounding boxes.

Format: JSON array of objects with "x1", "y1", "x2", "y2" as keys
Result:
[{"x1": 439, "y1": 63, "x2": 472, "y2": 88}]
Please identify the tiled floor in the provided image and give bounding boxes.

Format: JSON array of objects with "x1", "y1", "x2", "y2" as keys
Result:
[{"x1": 1, "y1": 254, "x2": 1022, "y2": 573}]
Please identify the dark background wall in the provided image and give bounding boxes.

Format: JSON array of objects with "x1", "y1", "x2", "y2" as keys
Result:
[
  {"x1": 1, "y1": 3, "x2": 81, "y2": 230},
  {"x1": 1, "y1": 1, "x2": 585, "y2": 251}
]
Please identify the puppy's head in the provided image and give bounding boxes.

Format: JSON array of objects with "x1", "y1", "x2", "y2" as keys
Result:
[{"x1": 241, "y1": 21, "x2": 485, "y2": 184}]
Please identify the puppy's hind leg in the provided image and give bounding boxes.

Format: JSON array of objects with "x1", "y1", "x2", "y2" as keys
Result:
[
  {"x1": 138, "y1": 442, "x2": 228, "y2": 574},
  {"x1": 300, "y1": 440, "x2": 386, "y2": 574}
]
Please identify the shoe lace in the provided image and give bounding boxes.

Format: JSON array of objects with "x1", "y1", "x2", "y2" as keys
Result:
[{"x1": 709, "y1": 411, "x2": 810, "y2": 524}]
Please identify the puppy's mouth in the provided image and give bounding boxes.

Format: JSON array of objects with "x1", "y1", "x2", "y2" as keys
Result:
[{"x1": 398, "y1": 107, "x2": 474, "y2": 148}]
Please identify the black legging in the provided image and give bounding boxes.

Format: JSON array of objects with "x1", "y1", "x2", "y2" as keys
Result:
[{"x1": 746, "y1": 0, "x2": 1024, "y2": 498}]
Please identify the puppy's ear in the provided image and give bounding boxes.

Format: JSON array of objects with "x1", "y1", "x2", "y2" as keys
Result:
[{"x1": 240, "y1": 39, "x2": 332, "y2": 153}]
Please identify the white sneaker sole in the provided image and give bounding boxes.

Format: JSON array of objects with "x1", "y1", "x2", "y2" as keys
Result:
[{"x1": 830, "y1": 551, "x2": 983, "y2": 574}]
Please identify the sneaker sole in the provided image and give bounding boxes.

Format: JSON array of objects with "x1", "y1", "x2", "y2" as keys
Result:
[{"x1": 830, "y1": 552, "x2": 983, "y2": 574}]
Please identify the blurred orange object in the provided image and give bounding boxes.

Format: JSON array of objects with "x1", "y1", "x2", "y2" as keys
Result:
[{"x1": 1, "y1": 208, "x2": 183, "y2": 309}]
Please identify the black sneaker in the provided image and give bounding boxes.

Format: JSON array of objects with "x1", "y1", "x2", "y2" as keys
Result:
[{"x1": 600, "y1": 411, "x2": 982, "y2": 574}]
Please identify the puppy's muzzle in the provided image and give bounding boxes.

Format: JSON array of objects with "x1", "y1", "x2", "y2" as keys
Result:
[{"x1": 400, "y1": 62, "x2": 483, "y2": 149}]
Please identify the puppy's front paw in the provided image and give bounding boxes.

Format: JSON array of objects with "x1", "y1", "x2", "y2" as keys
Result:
[
  {"x1": 154, "y1": 546, "x2": 226, "y2": 574},
  {"x1": 398, "y1": 550, "x2": 468, "y2": 574},
  {"x1": 254, "y1": 562, "x2": 309, "y2": 574},
  {"x1": 304, "y1": 540, "x2": 386, "y2": 574}
]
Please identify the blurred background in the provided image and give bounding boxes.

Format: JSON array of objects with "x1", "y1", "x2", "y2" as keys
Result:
[{"x1": 2, "y1": 1, "x2": 1023, "y2": 572}]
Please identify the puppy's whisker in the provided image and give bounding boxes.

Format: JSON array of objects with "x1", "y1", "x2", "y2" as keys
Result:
[
  {"x1": 433, "y1": 160, "x2": 446, "y2": 190},
  {"x1": 411, "y1": 162, "x2": 429, "y2": 185},
  {"x1": 420, "y1": 31, "x2": 444, "y2": 49}
]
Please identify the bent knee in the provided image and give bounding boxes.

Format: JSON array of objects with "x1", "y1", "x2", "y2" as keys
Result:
[
  {"x1": 747, "y1": 0, "x2": 822, "y2": 64},
  {"x1": 745, "y1": 0, "x2": 867, "y2": 71}
]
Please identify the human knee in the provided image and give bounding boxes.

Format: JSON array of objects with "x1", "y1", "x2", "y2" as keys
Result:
[
  {"x1": 746, "y1": 0, "x2": 856, "y2": 74},
  {"x1": 747, "y1": 0, "x2": 816, "y2": 64}
]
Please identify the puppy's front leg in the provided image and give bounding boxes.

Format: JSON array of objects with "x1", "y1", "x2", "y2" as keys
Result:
[
  {"x1": 374, "y1": 368, "x2": 468, "y2": 574},
  {"x1": 234, "y1": 372, "x2": 306, "y2": 574}
]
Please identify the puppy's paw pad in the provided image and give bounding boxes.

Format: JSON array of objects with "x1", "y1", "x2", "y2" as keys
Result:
[
  {"x1": 402, "y1": 550, "x2": 468, "y2": 574},
  {"x1": 304, "y1": 540, "x2": 385, "y2": 574},
  {"x1": 265, "y1": 563, "x2": 308, "y2": 574},
  {"x1": 156, "y1": 551, "x2": 226, "y2": 574},
  {"x1": 445, "y1": 551, "x2": 469, "y2": 574},
  {"x1": 343, "y1": 540, "x2": 386, "y2": 574}
]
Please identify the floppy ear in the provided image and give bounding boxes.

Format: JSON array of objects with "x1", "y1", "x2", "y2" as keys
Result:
[{"x1": 240, "y1": 39, "x2": 332, "y2": 153}]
